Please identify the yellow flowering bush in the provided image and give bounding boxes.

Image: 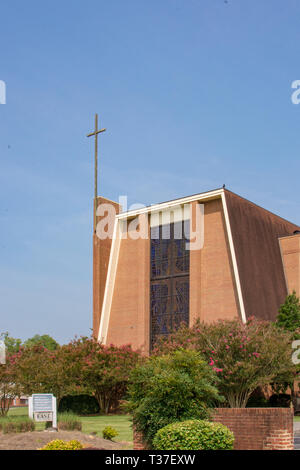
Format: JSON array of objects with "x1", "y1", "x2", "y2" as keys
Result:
[
  {"x1": 39, "y1": 439, "x2": 84, "y2": 450},
  {"x1": 102, "y1": 426, "x2": 118, "y2": 440}
]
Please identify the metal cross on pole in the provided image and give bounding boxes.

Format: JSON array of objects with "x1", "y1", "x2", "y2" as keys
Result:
[{"x1": 87, "y1": 114, "x2": 106, "y2": 232}]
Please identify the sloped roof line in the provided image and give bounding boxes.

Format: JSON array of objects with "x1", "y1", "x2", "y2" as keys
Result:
[{"x1": 224, "y1": 189, "x2": 300, "y2": 231}]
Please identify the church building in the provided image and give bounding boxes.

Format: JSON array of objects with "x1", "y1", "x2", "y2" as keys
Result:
[{"x1": 92, "y1": 187, "x2": 300, "y2": 354}]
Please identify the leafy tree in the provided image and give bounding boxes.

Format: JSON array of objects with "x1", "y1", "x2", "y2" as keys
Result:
[
  {"x1": 276, "y1": 292, "x2": 300, "y2": 338},
  {"x1": 13, "y1": 337, "x2": 141, "y2": 412},
  {"x1": 13, "y1": 344, "x2": 84, "y2": 406},
  {"x1": 0, "y1": 353, "x2": 21, "y2": 416},
  {"x1": 126, "y1": 349, "x2": 222, "y2": 446},
  {"x1": 70, "y1": 338, "x2": 142, "y2": 413},
  {"x1": 273, "y1": 292, "x2": 300, "y2": 401},
  {"x1": 0, "y1": 332, "x2": 22, "y2": 353},
  {"x1": 23, "y1": 334, "x2": 59, "y2": 351},
  {"x1": 0, "y1": 332, "x2": 59, "y2": 353},
  {"x1": 154, "y1": 318, "x2": 293, "y2": 408}
]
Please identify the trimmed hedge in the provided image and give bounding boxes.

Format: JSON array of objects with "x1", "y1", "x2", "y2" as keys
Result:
[
  {"x1": 153, "y1": 420, "x2": 234, "y2": 450},
  {"x1": 58, "y1": 395, "x2": 100, "y2": 415},
  {"x1": 0, "y1": 417, "x2": 35, "y2": 434}
]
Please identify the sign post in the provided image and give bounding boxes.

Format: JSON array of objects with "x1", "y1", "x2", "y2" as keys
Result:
[{"x1": 29, "y1": 394, "x2": 57, "y2": 430}]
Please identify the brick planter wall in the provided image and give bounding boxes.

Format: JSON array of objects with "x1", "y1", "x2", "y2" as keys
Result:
[
  {"x1": 133, "y1": 426, "x2": 150, "y2": 450},
  {"x1": 212, "y1": 408, "x2": 294, "y2": 450},
  {"x1": 133, "y1": 408, "x2": 294, "y2": 450}
]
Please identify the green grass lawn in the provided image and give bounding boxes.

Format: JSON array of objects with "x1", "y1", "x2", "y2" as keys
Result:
[{"x1": 7, "y1": 407, "x2": 133, "y2": 443}]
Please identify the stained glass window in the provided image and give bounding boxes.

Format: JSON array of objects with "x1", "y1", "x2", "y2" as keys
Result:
[{"x1": 150, "y1": 220, "x2": 190, "y2": 349}]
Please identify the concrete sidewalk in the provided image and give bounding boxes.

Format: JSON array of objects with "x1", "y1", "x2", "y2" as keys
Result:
[
  {"x1": 294, "y1": 421, "x2": 300, "y2": 435},
  {"x1": 294, "y1": 422, "x2": 300, "y2": 449}
]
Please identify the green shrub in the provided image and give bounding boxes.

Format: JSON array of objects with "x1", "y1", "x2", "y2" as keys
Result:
[
  {"x1": 153, "y1": 420, "x2": 234, "y2": 450},
  {"x1": 0, "y1": 416, "x2": 35, "y2": 434},
  {"x1": 39, "y1": 439, "x2": 84, "y2": 450},
  {"x1": 268, "y1": 393, "x2": 291, "y2": 408},
  {"x1": 126, "y1": 349, "x2": 222, "y2": 446},
  {"x1": 246, "y1": 395, "x2": 269, "y2": 407},
  {"x1": 102, "y1": 426, "x2": 119, "y2": 440},
  {"x1": 57, "y1": 412, "x2": 82, "y2": 431},
  {"x1": 58, "y1": 395, "x2": 100, "y2": 415},
  {"x1": 246, "y1": 388, "x2": 269, "y2": 408}
]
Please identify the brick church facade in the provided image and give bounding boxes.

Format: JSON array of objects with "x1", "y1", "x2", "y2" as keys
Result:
[{"x1": 93, "y1": 188, "x2": 300, "y2": 353}]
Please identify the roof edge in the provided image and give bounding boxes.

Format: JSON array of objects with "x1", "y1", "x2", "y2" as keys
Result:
[
  {"x1": 116, "y1": 188, "x2": 224, "y2": 220},
  {"x1": 224, "y1": 189, "x2": 300, "y2": 230}
]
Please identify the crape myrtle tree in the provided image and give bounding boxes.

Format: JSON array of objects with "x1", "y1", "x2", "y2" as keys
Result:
[
  {"x1": 12, "y1": 337, "x2": 142, "y2": 413},
  {"x1": 154, "y1": 317, "x2": 293, "y2": 408},
  {"x1": 0, "y1": 352, "x2": 21, "y2": 416},
  {"x1": 70, "y1": 337, "x2": 142, "y2": 414},
  {"x1": 13, "y1": 344, "x2": 83, "y2": 406}
]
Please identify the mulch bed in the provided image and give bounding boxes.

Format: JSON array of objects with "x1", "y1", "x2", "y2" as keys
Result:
[{"x1": 0, "y1": 430, "x2": 129, "y2": 450}]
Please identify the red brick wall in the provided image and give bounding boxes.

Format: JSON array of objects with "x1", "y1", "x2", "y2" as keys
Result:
[
  {"x1": 133, "y1": 426, "x2": 149, "y2": 450},
  {"x1": 106, "y1": 213, "x2": 150, "y2": 353},
  {"x1": 190, "y1": 198, "x2": 240, "y2": 325},
  {"x1": 133, "y1": 408, "x2": 294, "y2": 450},
  {"x1": 212, "y1": 408, "x2": 294, "y2": 450},
  {"x1": 279, "y1": 234, "x2": 300, "y2": 297}
]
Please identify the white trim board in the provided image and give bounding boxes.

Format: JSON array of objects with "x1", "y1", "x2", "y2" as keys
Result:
[
  {"x1": 97, "y1": 219, "x2": 122, "y2": 344},
  {"x1": 221, "y1": 191, "x2": 246, "y2": 323},
  {"x1": 116, "y1": 189, "x2": 224, "y2": 220}
]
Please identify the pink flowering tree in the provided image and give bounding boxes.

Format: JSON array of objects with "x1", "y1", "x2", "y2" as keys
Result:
[
  {"x1": 70, "y1": 338, "x2": 143, "y2": 414},
  {"x1": 154, "y1": 317, "x2": 294, "y2": 408},
  {"x1": 13, "y1": 344, "x2": 85, "y2": 406},
  {"x1": 13, "y1": 338, "x2": 142, "y2": 413},
  {"x1": 0, "y1": 352, "x2": 22, "y2": 416}
]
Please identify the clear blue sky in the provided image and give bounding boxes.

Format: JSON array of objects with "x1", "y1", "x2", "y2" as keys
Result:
[{"x1": 1, "y1": 0, "x2": 300, "y2": 344}]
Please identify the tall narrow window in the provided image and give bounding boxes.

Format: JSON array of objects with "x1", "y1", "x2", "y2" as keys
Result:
[{"x1": 150, "y1": 220, "x2": 190, "y2": 350}]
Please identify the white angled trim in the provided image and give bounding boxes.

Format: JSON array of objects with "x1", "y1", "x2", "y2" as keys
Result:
[
  {"x1": 116, "y1": 189, "x2": 223, "y2": 220},
  {"x1": 97, "y1": 218, "x2": 122, "y2": 344},
  {"x1": 221, "y1": 191, "x2": 247, "y2": 323}
]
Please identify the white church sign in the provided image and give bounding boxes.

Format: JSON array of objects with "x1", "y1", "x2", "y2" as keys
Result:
[{"x1": 29, "y1": 394, "x2": 57, "y2": 429}]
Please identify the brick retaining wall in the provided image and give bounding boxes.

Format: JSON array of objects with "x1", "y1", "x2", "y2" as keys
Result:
[
  {"x1": 133, "y1": 408, "x2": 294, "y2": 450},
  {"x1": 133, "y1": 427, "x2": 149, "y2": 451},
  {"x1": 212, "y1": 408, "x2": 294, "y2": 450}
]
